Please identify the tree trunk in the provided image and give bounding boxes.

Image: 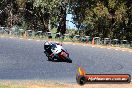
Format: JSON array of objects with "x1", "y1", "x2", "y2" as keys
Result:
[
  {"x1": 42, "y1": 18, "x2": 49, "y2": 32},
  {"x1": 41, "y1": 12, "x2": 50, "y2": 33},
  {"x1": 57, "y1": 5, "x2": 66, "y2": 35}
]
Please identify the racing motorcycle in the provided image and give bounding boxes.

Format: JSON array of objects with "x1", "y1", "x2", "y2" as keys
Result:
[{"x1": 44, "y1": 42, "x2": 72, "y2": 63}]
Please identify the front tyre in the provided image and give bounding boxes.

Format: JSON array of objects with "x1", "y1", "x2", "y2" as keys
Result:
[{"x1": 48, "y1": 56, "x2": 53, "y2": 61}]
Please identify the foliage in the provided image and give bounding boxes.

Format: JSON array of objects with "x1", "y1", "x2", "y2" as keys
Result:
[
  {"x1": 70, "y1": 0, "x2": 132, "y2": 41},
  {"x1": 0, "y1": 0, "x2": 131, "y2": 41}
]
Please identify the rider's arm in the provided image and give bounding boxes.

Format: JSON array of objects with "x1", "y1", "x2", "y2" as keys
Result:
[{"x1": 56, "y1": 43, "x2": 62, "y2": 46}]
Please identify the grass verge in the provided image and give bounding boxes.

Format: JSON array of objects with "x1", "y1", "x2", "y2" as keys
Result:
[{"x1": 0, "y1": 80, "x2": 132, "y2": 88}]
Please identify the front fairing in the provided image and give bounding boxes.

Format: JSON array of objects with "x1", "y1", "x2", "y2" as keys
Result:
[{"x1": 51, "y1": 44, "x2": 62, "y2": 54}]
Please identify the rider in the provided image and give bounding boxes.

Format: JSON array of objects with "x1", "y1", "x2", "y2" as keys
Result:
[
  {"x1": 44, "y1": 42, "x2": 52, "y2": 55},
  {"x1": 44, "y1": 41, "x2": 62, "y2": 60}
]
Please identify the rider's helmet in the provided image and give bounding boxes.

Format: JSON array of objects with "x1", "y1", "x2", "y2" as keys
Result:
[{"x1": 44, "y1": 42, "x2": 51, "y2": 50}]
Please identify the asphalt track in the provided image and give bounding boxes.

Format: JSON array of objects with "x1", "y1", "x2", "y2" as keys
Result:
[{"x1": 0, "y1": 37, "x2": 132, "y2": 82}]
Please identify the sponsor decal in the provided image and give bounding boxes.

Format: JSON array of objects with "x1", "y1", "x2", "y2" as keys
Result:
[{"x1": 76, "y1": 67, "x2": 131, "y2": 85}]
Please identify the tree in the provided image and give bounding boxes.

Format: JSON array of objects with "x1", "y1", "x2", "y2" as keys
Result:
[
  {"x1": 70, "y1": 0, "x2": 131, "y2": 41},
  {"x1": 0, "y1": 0, "x2": 19, "y2": 27}
]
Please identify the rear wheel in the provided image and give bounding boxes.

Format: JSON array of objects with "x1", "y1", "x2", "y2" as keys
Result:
[{"x1": 66, "y1": 57, "x2": 72, "y2": 63}]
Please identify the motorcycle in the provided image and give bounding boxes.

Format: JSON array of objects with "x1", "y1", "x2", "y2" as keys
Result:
[{"x1": 44, "y1": 43, "x2": 72, "y2": 63}]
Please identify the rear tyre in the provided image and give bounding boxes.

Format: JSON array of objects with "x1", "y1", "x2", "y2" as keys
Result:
[{"x1": 66, "y1": 57, "x2": 72, "y2": 63}]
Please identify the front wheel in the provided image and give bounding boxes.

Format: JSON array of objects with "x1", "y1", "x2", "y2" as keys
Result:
[{"x1": 48, "y1": 57, "x2": 52, "y2": 61}]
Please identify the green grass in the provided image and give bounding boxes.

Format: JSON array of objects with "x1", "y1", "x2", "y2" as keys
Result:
[
  {"x1": 129, "y1": 47, "x2": 132, "y2": 49},
  {"x1": 0, "y1": 84, "x2": 10, "y2": 88},
  {"x1": 0, "y1": 33, "x2": 132, "y2": 49},
  {"x1": 0, "y1": 83, "x2": 25, "y2": 88}
]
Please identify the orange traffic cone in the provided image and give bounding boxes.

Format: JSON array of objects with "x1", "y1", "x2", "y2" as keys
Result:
[{"x1": 92, "y1": 38, "x2": 94, "y2": 45}]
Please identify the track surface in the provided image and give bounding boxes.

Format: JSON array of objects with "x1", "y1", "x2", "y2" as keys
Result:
[{"x1": 0, "y1": 37, "x2": 132, "y2": 82}]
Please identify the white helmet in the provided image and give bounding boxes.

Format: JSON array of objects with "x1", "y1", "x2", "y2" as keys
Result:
[
  {"x1": 44, "y1": 41, "x2": 51, "y2": 49},
  {"x1": 45, "y1": 41, "x2": 50, "y2": 45}
]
